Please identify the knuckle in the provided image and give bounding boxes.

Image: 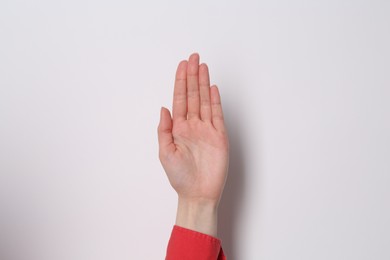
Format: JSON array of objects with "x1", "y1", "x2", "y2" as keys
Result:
[{"x1": 201, "y1": 98, "x2": 210, "y2": 106}]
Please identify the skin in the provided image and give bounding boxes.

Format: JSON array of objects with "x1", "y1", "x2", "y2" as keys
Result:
[{"x1": 157, "y1": 53, "x2": 229, "y2": 237}]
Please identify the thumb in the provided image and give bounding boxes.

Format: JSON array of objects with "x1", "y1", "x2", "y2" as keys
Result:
[{"x1": 157, "y1": 106, "x2": 175, "y2": 156}]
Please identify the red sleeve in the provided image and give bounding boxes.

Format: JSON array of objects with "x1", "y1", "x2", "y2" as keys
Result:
[{"x1": 166, "y1": 225, "x2": 226, "y2": 260}]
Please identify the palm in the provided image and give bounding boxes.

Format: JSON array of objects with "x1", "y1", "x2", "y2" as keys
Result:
[{"x1": 158, "y1": 53, "x2": 229, "y2": 203}]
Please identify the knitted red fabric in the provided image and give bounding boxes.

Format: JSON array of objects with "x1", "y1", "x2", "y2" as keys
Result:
[{"x1": 166, "y1": 225, "x2": 226, "y2": 260}]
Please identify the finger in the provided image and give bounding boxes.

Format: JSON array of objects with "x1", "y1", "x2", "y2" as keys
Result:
[
  {"x1": 172, "y1": 60, "x2": 188, "y2": 122},
  {"x1": 199, "y1": 63, "x2": 212, "y2": 122},
  {"x1": 158, "y1": 107, "x2": 176, "y2": 156},
  {"x1": 210, "y1": 85, "x2": 226, "y2": 132},
  {"x1": 187, "y1": 53, "x2": 200, "y2": 120}
]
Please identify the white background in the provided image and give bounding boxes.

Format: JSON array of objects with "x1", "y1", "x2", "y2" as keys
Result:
[{"x1": 1, "y1": 0, "x2": 389, "y2": 259}]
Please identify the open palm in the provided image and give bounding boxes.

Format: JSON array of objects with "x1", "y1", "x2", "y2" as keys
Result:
[{"x1": 158, "y1": 53, "x2": 229, "y2": 204}]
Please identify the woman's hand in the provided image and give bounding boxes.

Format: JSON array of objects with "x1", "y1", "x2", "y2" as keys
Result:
[{"x1": 157, "y1": 53, "x2": 229, "y2": 237}]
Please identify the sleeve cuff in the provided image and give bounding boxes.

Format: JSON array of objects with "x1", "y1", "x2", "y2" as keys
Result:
[{"x1": 166, "y1": 225, "x2": 224, "y2": 260}]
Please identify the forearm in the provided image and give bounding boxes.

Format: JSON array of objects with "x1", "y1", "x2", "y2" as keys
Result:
[{"x1": 175, "y1": 197, "x2": 219, "y2": 237}]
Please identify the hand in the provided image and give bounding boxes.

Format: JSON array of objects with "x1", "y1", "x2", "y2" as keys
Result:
[{"x1": 157, "y1": 53, "x2": 229, "y2": 236}]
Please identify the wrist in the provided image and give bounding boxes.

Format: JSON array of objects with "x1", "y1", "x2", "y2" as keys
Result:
[{"x1": 175, "y1": 197, "x2": 219, "y2": 237}]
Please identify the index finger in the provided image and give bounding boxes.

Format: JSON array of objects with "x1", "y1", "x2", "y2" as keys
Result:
[{"x1": 172, "y1": 60, "x2": 188, "y2": 122}]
